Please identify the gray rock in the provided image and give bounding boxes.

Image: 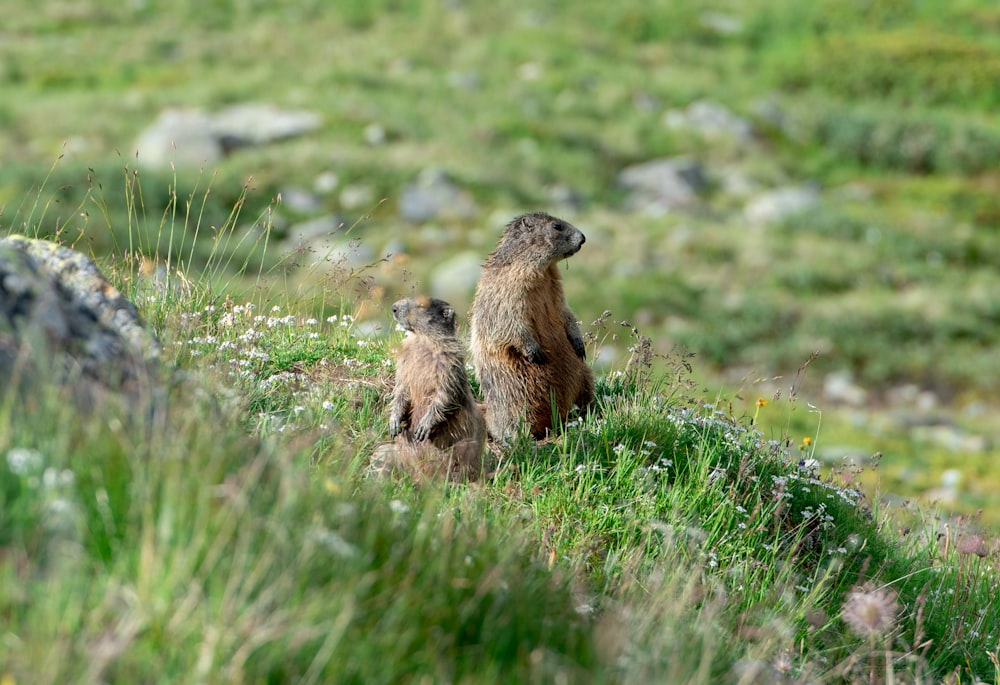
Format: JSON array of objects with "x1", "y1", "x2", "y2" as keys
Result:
[
  {"x1": 303, "y1": 239, "x2": 376, "y2": 271},
  {"x1": 916, "y1": 390, "x2": 939, "y2": 414},
  {"x1": 716, "y1": 165, "x2": 759, "y2": 198},
  {"x1": 0, "y1": 236, "x2": 160, "y2": 394},
  {"x1": 631, "y1": 91, "x2": 660, "y2": 113},
  {"x1": 281, "y1": 215, "x2": 344, "y2": 249},
  {"x1": 210, "y1": 102, "x2": 321, "y2": 148},
  {"x1": 363, "y1": 123, "x2": 387, "y2": 146},
  {"x1": 814, "y1": 446, "x2": 872, "y2": 466},
  {"x1": 399, "y1": 167, "x2": 477, "y2": 223},
  {"x1": 699, "y1": 12, "x2": 743, "y2": 36},
  {"x1": 618, "y1": 156, "x2": 706, "y2": 216},
  {"x1": 447, "y1": 70, "x2": 481, "y2": 90},
  {"x1": 382, "y1": 238, "x2": 406, "y2": 258},
  {"x1": 134, "y1": 103, "x2": 322, "y2": 170},
  {"x1": 924, "y1": 475, "x2": 960, "y2": 505},
  {"x1": 751, "y1": 98, "x2": 797, "y2": 138},
  {"x1": 744, "y1": 185, "x2": 820, "y2": 227},
  {"x1": 941, "y1": 469, "x2": 963, "y2": 488},
  {"x1": 913, "y1": 426, "x2": 988, "y2": 453},
  {"x1": 134, "y1": 108, "x2": 223, "y2": 169},
  {"x1": 339, "y1": 184, "x2": 376, "y2": 211},
  {"x1": 547, "y1": 184, "x2": 584, "y2": 211},
  {"x1": 7, "y1": 237, "x2": 161, "y2": 361},
  {"x1": 886, "y1": 383, "x2": 940, "y2": 413},
  {"x1": 664, "y1": 100, "x2": 753, "y2": 141},
  {"x1": 278, "y1": 187, "x2": 323, "y2": 214},
  {"x1": 517, "y1": 62, "x2": 543, "y2": 82},
  {"x1": 430, "y1": 251, "x2": 483, "y2": 302},
  {"x1": 822, "y1": 371, "x2": 867, "y2": 407},
  {"x1": 417, "y1": 224, "x2": 452, "y2": 248},
  {"x1": 313, "y1": 171, "x2": 340, "y2": 195}
]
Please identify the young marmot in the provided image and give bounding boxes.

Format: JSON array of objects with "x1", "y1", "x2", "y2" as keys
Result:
[
  {"x1": 372, "y1": 296, "x2": 488, "y2": 481},
  {"x1": 470, "y1": 212, "x2": 595, "y2": 441}
]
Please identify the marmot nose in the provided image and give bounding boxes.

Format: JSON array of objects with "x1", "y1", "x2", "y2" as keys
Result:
[{"x1": 579, "y1": 233, "x2": 586, "y2": 244}]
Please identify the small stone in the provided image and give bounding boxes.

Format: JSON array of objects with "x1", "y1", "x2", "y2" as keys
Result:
[
  {"x1": 399, "y1": 167, "x2": 477, "y2": 223},
  {"x1": 716, "y1": 165, "x2": 758, "y2": 198},
  {"x1": 363, "y1": 123, "x2": 387, "y2": 146},
  {"x1": 429, "y1": 251, "x2": 483, "y2": 302},
  {"x1": 913, "y1": 426, "x2": 987, "y2": 453},
  {"x1": 744, "y1": 185, "x2": 820, "y2": 227},
  {"x1": 210, "y1": 102, "x2": 321, "y2": 147},
  {"x1": 915, "y1": 391, "x2": 939, "y2": 413},
  {"x1": 282, "y1": 215, "x2": 344, "y2": 248},
  {"x1": 298, "y1": 238, "x2": 375, "y2": 271},
  {"x1": 751, "y1": 99, "x2": 795, "y2": 137},
  {"x1": 699, "y1": 11, "x2": 743, "y2": 36},
  {"x1": 941, "y1": 469, "x2": 962, "y2": 488},
  {"x1": 664, "y1": 99, "x2": 753, "y2": 141},
  {"x1": 517, "y1": 62, "x2": 543, "y2": 81},
  {"x1": 547, "y1": 184, "x2": 584, "y2": 211},
  {"x1": 447, "y1": 71, "x2": 480, "y2": 90},
  {"x1": 314, "y1": 171, "x2": 340, "y2": 195},
  {"x1": 134, "y1": 108, "x2": 222, "y2": 170},
  {"x1": 278, "y1": 187, "x2": 322, "y2": 214},
  {"x1": 618, "y1": 156, "x2": 706, "y2": 216},
  {"x1": 822, "y1": 371, "x2": 867, "y2": 407},
  {"x1": 631, "y1": 91, "x2": 660, "y2": 113},
  {"x1": 340, "y1": 184, "x2": 376, "y2": 210}
]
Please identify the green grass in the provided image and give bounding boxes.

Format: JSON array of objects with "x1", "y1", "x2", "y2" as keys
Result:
[
  {"x1": 2, "y1": 263, "x2": 999, "y2": 681},
  {"x1": 4, "y1": 180, "x2": 1000, "y2": 681},
  {"x1": 4, "y1": 1, "x2": 1000, "y2": 678}
]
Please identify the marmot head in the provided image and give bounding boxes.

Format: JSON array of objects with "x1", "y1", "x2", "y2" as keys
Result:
[
  {"x1": 392, "y1": 296, "x2": 457, "y2": 337},
  {"x1": 488, "y1": 212, "x2": 586, "y2": 268}
]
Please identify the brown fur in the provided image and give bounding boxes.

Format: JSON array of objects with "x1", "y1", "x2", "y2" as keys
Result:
[
  {"x1": 372, "y1": 296, "x2": 488, "y2": 481},
  {"x1": 470, "y1": 212, "x2": 595, "y2": 441}
]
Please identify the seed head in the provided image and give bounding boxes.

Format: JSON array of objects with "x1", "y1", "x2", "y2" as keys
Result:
[
  {"x1": 841, "y1": 582, "x2": 900, "y2": 638},
  {"x1": 957, "y1": 534, "x2": 988, "y2": 558}
]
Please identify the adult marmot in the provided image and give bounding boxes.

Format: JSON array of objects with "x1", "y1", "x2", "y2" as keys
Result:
[
  {"x1": 372, "y1": 296, "x2": 488, "y2": 481},
  {"x1": 470, "y1": 211, "x2": 594, "y2": 441}
]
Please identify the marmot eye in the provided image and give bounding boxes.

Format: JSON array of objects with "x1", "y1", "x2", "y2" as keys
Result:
[{"x1": 549, "y1": 222, "x2": 563, "y2": 231}]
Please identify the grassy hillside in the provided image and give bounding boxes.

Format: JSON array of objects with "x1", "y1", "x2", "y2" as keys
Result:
[
  {"x1": 2, "y1": 3, "x2": 1000, "y2": 679},
  {"x1": 5, "y1": 0, "x2": 1000, "y2": 527},
  {"x1": 1, "y1": 252, "x2": 998, "y2": 681}
]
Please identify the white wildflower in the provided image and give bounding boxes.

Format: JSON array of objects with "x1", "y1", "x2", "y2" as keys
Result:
[{"x1": 6, "y1": 448, "x2": 43, "y2": 475}]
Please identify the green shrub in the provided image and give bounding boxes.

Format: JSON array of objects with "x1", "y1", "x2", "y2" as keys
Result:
[
  {"x1": 800, "y1": 105, "x2": 1000, "y2": 174},
  {"x1": 775, "y1": 29, "x2": 1000, "y2": 110}
]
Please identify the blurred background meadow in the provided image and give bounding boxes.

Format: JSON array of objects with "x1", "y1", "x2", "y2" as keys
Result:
[{"x1": 4, "y1": 0, "x2": 1000, "y2": 527}]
